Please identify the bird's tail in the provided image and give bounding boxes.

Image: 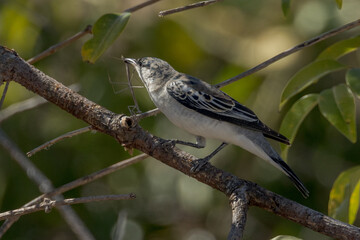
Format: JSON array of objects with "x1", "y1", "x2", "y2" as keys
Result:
[{"x1": 271, "y1": 156, "x2": 310, "y2": 198}]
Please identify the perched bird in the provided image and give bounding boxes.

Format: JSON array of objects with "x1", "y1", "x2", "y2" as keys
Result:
[{"x1": 124, "y1": 57, "x2": 309, "y2": 198}]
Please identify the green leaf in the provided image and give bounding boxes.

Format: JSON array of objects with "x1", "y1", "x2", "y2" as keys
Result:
[
  {"x1": 329, "y1": 166, "x2": 360, "y2": 223},
  {"x1": 319, "y1": 85, "x2": 356, "y2": 143},
  {"x1": 335, "y1": 0, "x2": 343, "y2": 9},
  {"x1": 82, "y1": 12, "x2": 131, "y2": 63},
  {"x1": 281, "y1": 0, "x2": 291, "y2": 17},
  {"x1": 317, "y1": 36, "x2": 360, "y2": 60},
  {"x1": 346, "y1": 68, "x2": 360, "y2": 98},
  {"x1": 280, "y1": 60, "x2": 345, "y2": 110},
  {"x1": 333, "y1": 84, "x2": 356, "y2": 124},
  {"x1": 349, "y1": 179, "x2": 360, "y2": 224},
  {"x1": 280, "y1": 94, "x2": 319, "y2": 160}
]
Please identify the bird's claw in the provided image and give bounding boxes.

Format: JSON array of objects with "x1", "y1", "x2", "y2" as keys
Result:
[
  {"x1": 190, "y1": 158, "x2": 209, "y2": 173},
  {"x1": 163, "y1": 139, "x2": 176, "y2": 149}
]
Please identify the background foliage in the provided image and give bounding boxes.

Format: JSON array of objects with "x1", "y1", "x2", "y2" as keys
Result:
[{"x1": 1, "y1": 0, "x2": 360, "y2": 239}]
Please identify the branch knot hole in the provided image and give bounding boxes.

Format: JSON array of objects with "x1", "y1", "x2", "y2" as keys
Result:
[{"x1": 120, "y1": 115, "x2": 136, "y2": 129}]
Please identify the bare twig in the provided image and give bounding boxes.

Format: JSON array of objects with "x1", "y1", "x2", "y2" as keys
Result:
[
  {"x1": 216, "y1": 18, "x2": 360, "y2": 88},
  {"x1": 125, "y1": 0, "x2": 161, "y2": 13},
  {"x1": 0, "y1": 127, "x2": 146, "y2": 237},
  {"x1": 27, "y1": 126, "x2": 93, "y2": 157},
  {"x1": 26, "y1": 0, "x2": 162, "y2": 65},
  {"x1": 58, "y1": 206, "x2": 95, "y2": 240},
  {"x1": 0, "y1": 194, "x2": 135, "y2": 221},
  {"x1": 0, "y1": 24, "x2": 89, "y2": 114},
  {"x1": 27, "y1": 25, "x2": 92, "y2": 64},
  {"x1": 0, "y1": 153, "x2": 147, "y2": 237},
  {"x1": 159, "y1": 0, "x2": 223, "y2": 17},
  {"x1": 136, "y1": 108, "x2": 161, "y2": 120},
  {"x1": 0, "y1": 129, "x2": 55, "y2": 193},
  {"x1": 228, "y1": 190, "x2": 249, "y2": 240},
  {"x1": 109, "y1": 80, "x2": 144, "y2": 95},
  {"x1": 0, "y1": 129, "x2": 95, "y2": 240},
  {"x1": 0, "y1": 82, "x2": 10, "y2": 110},
  {"x1": 42, "y1": 153, "x2": 148, "y2": 199},
  {"x1": 11, "y1": 153, "x2": 146, "y2": 214},
  {"x1": 0, "y1": 23, "x2": 88, "y2": 120},
  {"x1": 125, "y1": 62, "x2": 141, "y2": 114},
  {"x1": 0, "y1": 95, "x2": 46, "y2": 122},
  {"x1": 0, "y1": 83, "x2": 80, "y2": 123}
]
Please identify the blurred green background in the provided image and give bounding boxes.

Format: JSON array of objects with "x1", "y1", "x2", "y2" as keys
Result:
[{"x1": 1, "y1": 0, "x2": 360, "y2": 239}]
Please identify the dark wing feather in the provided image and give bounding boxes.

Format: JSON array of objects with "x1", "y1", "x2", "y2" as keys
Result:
[{"x1": 167, "y1": 75, "x2": 290, "y2": 145}]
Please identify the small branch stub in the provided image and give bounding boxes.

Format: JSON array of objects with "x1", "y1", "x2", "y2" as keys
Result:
[{"x1": 120, "y1": 115, "x2": 136, "y2": 129}]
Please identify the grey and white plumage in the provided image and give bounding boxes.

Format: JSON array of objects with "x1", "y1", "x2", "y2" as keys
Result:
[{"x1": 125, "y1": 57, "x2": 309, "y2": 198}]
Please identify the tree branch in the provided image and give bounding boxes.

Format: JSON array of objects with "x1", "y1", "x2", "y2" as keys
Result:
[
  {"x1": 27, "y1": 25, "x2": 92, "y2": 65},
  {"x1": 215, "y1": 18, "x2": 360, "y2": 88},
  {"x1": 0, "y1": 83, "x2": 80, "y2": 123},
  {"x1": 0, "y1": 82, "x2": 10, "y2": 110},
  {"x1": 125, "y1": 0, "x2": 162, "y2": 13},
  {"x1": 40, "y1": 153, "x2": 148, "y2": 200},
  {"x1": 136, "y1": 107, "x2": 161, "y2": 120},
  {"x1": 1, "y1": 46, "x2": 360, "y2": 240},
  {"x1": 158, "y1": 0, "x2": 223, "y2": 17},
  {"x1": 247, "y1": 188, "x2": 360, "y2": 240},
  {"x1": 0, "y1": 194, "x2": 135, "y2": 221},
  {"x1": 27, "y1": 126, "x2": 93, "y2": 157},
  {"x1": 228, "y1": 189, "x2": 249, "y2": 240},
  {"x1": 0, "y1": 145, "x2": 147, "y2": 236},
  {"x1": 0, "y1": 129, "x2": 95, "y2": 240},
  {"x1": 0, "y1": 153, "x2": 146, "y2": 235}
]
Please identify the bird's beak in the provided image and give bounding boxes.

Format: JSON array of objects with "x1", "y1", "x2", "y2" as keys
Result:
[{"x1": 123, "y1": 58, "x2": 138, "y2": 66}]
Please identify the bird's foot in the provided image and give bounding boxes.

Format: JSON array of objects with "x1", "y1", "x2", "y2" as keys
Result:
[
  {"x1": 190, "y1": 158, "x2": 210, "y2": 173},
  {"x1": 163, "y1": 139, "x2": 176, "y2": 149}
]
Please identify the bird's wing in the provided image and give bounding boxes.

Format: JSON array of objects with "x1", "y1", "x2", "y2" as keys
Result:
[{"x1": 166, "y1": 75, "x2": 290, "y2": 145}]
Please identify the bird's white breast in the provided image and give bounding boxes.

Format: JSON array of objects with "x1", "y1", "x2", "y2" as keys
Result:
[{"x1": 149, "y1": 87, "x2": 271, "y2": 162}]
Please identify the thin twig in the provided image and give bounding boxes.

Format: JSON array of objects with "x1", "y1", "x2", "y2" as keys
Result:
[
  {"x1": 0, "y1": 83, "x2": 80, "y2": 123},
  {"x1": 0, "y1": 24, "x2": 89, "y2": 113},
  {"x1": 0, "y1": 129, "x2": 95, "y2": 240},
  {"x1": 15, "y1": 153, "x2": 148, "y2": 216},
  {"x1": 108, "y1": 76, "x2": 144, "y2": 95},
  {"x1": 112, "y1": 86, "x2": 144, "y2": 94},
  {"x1": 0, "y1": 129, "x2": 55, "y2": 193},
  {"x1": 0, "y1": 194, "x2": 135, "y2": 221},
  {"x1": 159, "y1": 0, "x2": 223, "y2": 17},
  {"x1": 0, "y1": 82, "x2": 10, "y2": 110},
  {"x1": 42, "y1": 153, "x2": 148, "y2": 198},
  {"x1": 216, "y1": 18, "x2": 360, "y2": 88},
  {"x1": 125, "y1": 0, "x2": 162, "y2": 13},
  {"x1": 136, "y1": 108, "x2": 161, "y2": 120},
  {"x1": 26, "y1": 0, "x2": 162, "y2": 65},
  {"x1": 0, "y1": 153, "x2": 147, "y2": 236},
  {"x1": 0, "y1": 95, "x2": 46, "y2": 122},
  {"x1": 27, "y1": 25, "x2": 92, "y2": 64},
  {"x1": 125, "y1": 62, "x2": 141, "y2": 114},
  {"x1": 27, "y1": 126, "x2": 93, "y2": 157}
]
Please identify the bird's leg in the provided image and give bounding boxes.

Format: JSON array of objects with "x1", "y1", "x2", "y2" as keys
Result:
[
  {"x1": 166, "y1": 136, "x2": 206, "y2": 149},
  {"x1": 191, "y1": 142, "x2": 228, "y2": 173}
]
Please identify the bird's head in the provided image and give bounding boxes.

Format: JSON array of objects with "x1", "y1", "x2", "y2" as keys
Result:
[{"x1": 124, "y1": 57, "x2": 177, "y2": 90}]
